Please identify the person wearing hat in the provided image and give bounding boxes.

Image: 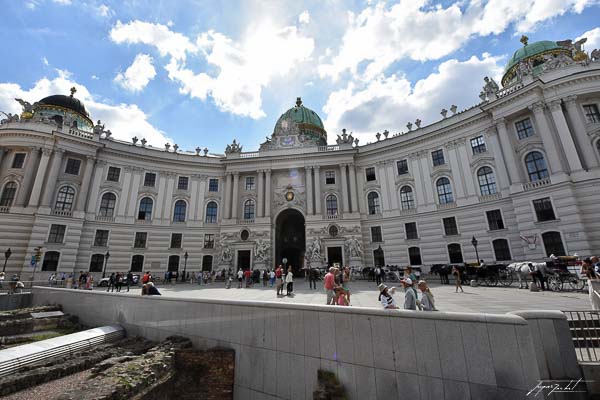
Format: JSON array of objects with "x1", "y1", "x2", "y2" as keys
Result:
[
  {"x1": 400, "y1": 277, "x2": 417, "y2": 310},
  {"x1": 378, "y1": 284, "x2": 399, "y2": 309}
]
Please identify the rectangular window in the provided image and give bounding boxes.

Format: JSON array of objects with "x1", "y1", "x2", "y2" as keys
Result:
[
  {"x1": 486, "y1": 209, "x2": 505, "y2": 230},
  {"x1": 65, "y1": 158, "x2": 81, "y2": 175},
  {"x1": 11, "y1": 153, "x2": 26, "y2": 169},
  {"x1": 208, "y1": 178, "x2": 219, "y2": 192},
  {"x1": 371, "y1": 226, "x2": 383, "y2": 242},
  {"x1": 533, "y1": 197, "x2": 556, "y2": 222},
  {"x1": 170, "y1": 233, "x2": 182, "y2": 249},
  {"x1": 106, "y1": 167, "x2": 121, "y2": 182},
  {"x1": 431, "y1": 149, "x2": 445, "y2": 166},
  {"x1": 245, "y1": 176, "x2": 255, "y2": 190},
  {"x1": 443, "y1": 217, "x2": 459, "y2": 236},
  {"x1": 134, "y1": 232, "x2": 148, "y2": 248},
  {"x1": 47, "y1": 224, "x2": 66, "y2": 243},
  {"x1": 515, "y1": 118, "x2": 535, "y2": 139},
  {"x1": 405, "y1": 222, "x2": 418, "y2": 240},
  {"x1": 144, "y1": 173, "x2": 157, "y2": 187},
  {"x1": 325, "y1": 171, "x2": 336, "y2": 185},
  {"x1": 93, "y1": 229, "x2": 109, "y2": 247},
  {"x1": 204, "y1": 234, "x2": 215, "y2": 249},
  {"x1": 396, "y1": 159, "x2": 409, "y2": 175},
  {"x1": 365, "y1": 167, "x2": 376, "y2": 181},
  {"x1": 470, "y1": 136, "x2": 487, "y2": 154},
  {"x1": 583, "y1": 104, "x2": 600, "y2": 124},
  {"x1": 177, "y1": 176, "x2": 189, "y2": 190}
]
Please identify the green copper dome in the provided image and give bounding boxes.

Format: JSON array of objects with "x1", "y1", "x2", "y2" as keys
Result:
[{"x1": 275, "y1": 97, "x2": 325, "y2": 132}]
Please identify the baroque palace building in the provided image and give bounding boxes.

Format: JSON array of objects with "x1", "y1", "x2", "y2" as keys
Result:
[{"x1": 1, "y1": 37, "x2": 600, "y2": 277}]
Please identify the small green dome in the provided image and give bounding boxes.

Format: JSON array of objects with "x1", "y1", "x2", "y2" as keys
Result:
[
  {"x1": 501, "y1": 39, "x2": 571, "y2": 86},
  {"x1": 275, "y1": 97, "x2": 325, "y2": 132}
]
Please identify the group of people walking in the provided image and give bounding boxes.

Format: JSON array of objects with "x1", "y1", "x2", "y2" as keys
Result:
[
  {"x1": 323, "y1": 267, "x2": 352, "y2": 306},
  {"x1": 106, "y1": 271, "x2": 134, "y2": 292},
  {"x1": 378, "y1": 277, "x2": 437, "y2": 311}
]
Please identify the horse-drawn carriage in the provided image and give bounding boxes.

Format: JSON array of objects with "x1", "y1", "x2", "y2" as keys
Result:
[
  {"x1": 508, "y1": 256, "x2": 585, "y2": 292},
  {"x1": 430, "y1": 263, "x2": 513, "y2": 286}
]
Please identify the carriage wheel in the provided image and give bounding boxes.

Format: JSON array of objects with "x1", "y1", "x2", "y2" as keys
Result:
[
  {"x1": 498, "y1": 270, "x2": 513, "y2": 287},
  {"x1": 485, "y1": 276, "x2": 498, "y2": 287},
  {"x1": 568, "y1": 278, "x2": 585, "y2": 292},
  {"x1": 547, "y1": 276, "x2": 563, "y2": 292}
]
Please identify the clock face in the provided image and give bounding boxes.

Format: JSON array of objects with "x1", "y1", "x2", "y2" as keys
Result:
[
  {"x1": 281, "y1": 136, "x2": 295, "y2": 146},
  {"x1": 285, "y1": 191, "x2": 294, "y2": 201}
]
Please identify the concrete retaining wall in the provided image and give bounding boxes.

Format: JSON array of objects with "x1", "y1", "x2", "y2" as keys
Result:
[
  {"x1": 0, "y1": 293, "x2": 31, "y2": 311},
  {"x1": 31, "y1": 287, "x2": 542, "y2": 400}
]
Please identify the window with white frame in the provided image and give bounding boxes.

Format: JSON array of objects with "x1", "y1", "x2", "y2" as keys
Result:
[
  {"x1": 326, "y1": 195, "x2": 338, "y2": 216},
  {"x1": 583, "y1": 104, "x2": 600, "y2": 123},
  {"x1": 205, "y1": 202, "x2": 218, "y2": 223},
  {"x1": 106, "y1": 167, "x2": 120, "y2": 182},
  {"x1": 65, "y1": 158, "x2": 81, "y2": 175},
  {"x1": 436, "y1": 177, "x2": 454, "y2": 204},
  {"x1": 245, "y1": 176, "x2": 255, "y2": 190},
  {"x1": 367, "y1": 192, "x2": 380, "y2": 215},
  {"x1": 134, "y1": 232, "x2": 147, "y2": 248},
  {"x1": 533, "y1": 197, "x2": 556, "y2": 222},
  {"x1": 477, "y1": 167, "x2": 497, "y2": 195},
  {"x1": 405, "y1": 222, "x2": 418, "y2": 240},
  {"x1": 470, "y1": 136, "x2": 487, "y2": 154},
  {"x1": 173, "y1": 200, "x2": 187, "y2": 222},
  {"x1": 525, "y1": 151, "x2": 549, "y2": 182},
  {"x1": 365, "y1": 167, "x2": 376, "y2": 182},
  {"x1": 208, "y1": 178, "x2": 219, "y2": 192},
  {"x1": 11, "y1": 153, "x2": 25, "y2": 169},
  {"x1": 400, "y1": 186, "x2": 415, "y2": 210},
  {"x1": 55, "y1": 186, "x2": 75, "y2": 210},
  {"x1": 371, "y1": 226, "x2": 382, "y2": 242},
  {"x1": 243, "y1": 199, "x2": 255, "y2": 219},
  {"x1": 47, "y1": 224, "x2": 66, "y2": 243},
  {"x1": 325, "y1": 171, "x2": 335, "y2": 185},
  {"x1": 0, "y1": 182, "x2": 17, "y2": 206},
  {"x1": 98, "y1": 193, "x2": 116, "y2": 217},
  {"x1": 144, "y1": 172, "x2": 157, "y2": 187},
  {"x1": 443, "y1": 217, "x2": 459, "y2": 236},
  {"x1": 138, "y1": 197, "x2": 153, "y2": 220},
  {"x1": 93, "y1": 229, "x2": 109, "y2": 247},
  {"x1": 177, "y1": 176, "x2": 189, "y2": 190},
  {"x1": 396, "y1": 159, "x2": 409, "y2": 175},
  {"x1": 431, "y1": 149, "x2": 445, "y2": 166},
  {"x1": 515, "y1": 118, "x2": 535, "y2": 139},
  {"x1": 486, "y1": 209, "x2": 505, "y2": 230}
]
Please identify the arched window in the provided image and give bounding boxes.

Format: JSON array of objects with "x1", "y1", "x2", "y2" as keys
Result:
[
  {"x1": 326, "y1": 195, "x2": 338, "y2": 216},
  {"x1": 400, "y1": 186, "x2": 415, "y2": 210},
  {"x1": 42, "y1": 251, "x2": 60, "y2": 271},
  {"x1": 447, "y1": 243, "x2": 463, "y2": 264},
  {"x1": 89, "y1": 254, "x2": 104, "y2": 272},
  {"x1": 367, "y1": 192, "x2": 380, "y2": 215},
  {"x1": 525, "y1": 151, "x2": 549, "y2": 182},
  {"x1": 492, "y1": 239, "x2": 512, "y2": 261},
  {"x1": 408, "y1": 247, "x2": 422, "y2": 265},
  {"x1": 243, "y1": 199, "x2": 255, "y2": 220},
  {"x1": 98, "y1": 193, "x2": 116, "y2": 217},
  {"x1": 55, "y1": 186, "x2": 75, "y2": 210},
  {"x1": 173, "y1": 200, "x2": 187, "y2": 222},
  {"x1": 542, "y1": 231, "x2": 566, "y2": 257},
  {"x1": 202, "y1": 255, "x2": 213, "y2": 271},
  {"x1": 138, "y1": 197, "x2": 153, "y2": 220},
  {"x1": 0, "y1": 182, "x2": 17, "y2": 207},
  {"x1": 373, "y1": 247, "x2": 385, "y2": 267},
  {"x1": 477, "y1": 167, "x2": 497, "y2": 195},
  {"x1": 205, "y1": 201, "x2": 218, "y2": 223},
  {"x1": 436, "y1": 177, "x2": 454, "y2": 204},
  {"x1": 131, "y1": 255, "x2": 144, "y2": 272},
  {"x1": 168, "y1": 255, "x2": 180, "y2": 272}
]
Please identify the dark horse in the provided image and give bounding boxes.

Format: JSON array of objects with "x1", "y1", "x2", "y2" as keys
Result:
[{"x1": 430, "y1": 264, "x2": 451, "y2": 284}]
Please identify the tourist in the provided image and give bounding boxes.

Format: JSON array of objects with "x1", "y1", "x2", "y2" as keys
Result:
[
  {"x1": 244, "y1": 269, "x2": 252, "y2": 288},
  {"x1": 85, "y1": 274, "x2": 93, "y2": 290},
  {"x1": 275, "y1": 265, "x2": 283, "y2": 296},
  {"x1": 405, "y1": 266, "x2": 419, "y2": 299},
  {"x1": 66, "y1": 273, "x2": 73, "y2": 289},
  {"x1": 269, "y1": 269, "x2": 275, "y2": 287},
  {"x1": 452, "y1": 266, "x2": 464, "y2": 293},
  {"x1": 418, "y1": 280, "x2": 436, "y2": 311},
  {"x1": 146, "y1": 282, "x2": 161, "y2": 295},
  {"x1": 582, "y1": 258, "x2": 600, "y2": 310},
  {"x1": 126, "y1": 271, "x2": 133, "y2": 292},
  {"x1": 0, "y1": 271, "x2": 4, "y2": 289},
  {"x1": 378, "y1": 284, "x2": 399, "y2": 309},
  {"x1": 336, "y1": 287, "x2": 349, "y2": 306},
  {"x1": 116, "y1": 272, "x2": 123, "y2": 292},
  {"x1": 323, "y1": 267, "x2": 336, "y2": 305},
  {"x1": 342, "y1": 267, "x2": 351, "y2": 304},
  {"x1": 400, "y1": 277, "x2": 417, "y2": 310},
  {"x1": 237, "y1": 268, "x2": 243, "y2": 289},
  {"x1": 9, "y1": 274, "x2": 18, "y2": 294},
  {"x1": 78, "y1": 271, "x2": 86, "y2": 290},
  {"x1": 308, "y1": 267, "x2": 318, "y2": 290},
  {"x1": 374, "y1": 266, "x2": 382, "y2": 285},
  {"x1": 592, "y1": 256, "x2": 600, "y2": 275},
  {"x1": 262, "y1": 269, "x2": 268, "y2": 286},
  {"x1": 107, "y1": 272, "x2": 116, "y2": 292},
  {"x1": 285, "y1": 266, "x2": 294, "y2": 295},
  {"x1": 141, "y1": 284, "x2": 148, "y2": 295}
]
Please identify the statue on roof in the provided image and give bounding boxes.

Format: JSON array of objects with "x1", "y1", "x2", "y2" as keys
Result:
[
  {"x1": 225, "y1": 139, "x2": 242, "y2": 154},
  {"x1": 15, "y1": 98, "x2": 37, "y2": 116},
  {"x1": 479, "y1": 76, "x2": 500, "y2": 101}
]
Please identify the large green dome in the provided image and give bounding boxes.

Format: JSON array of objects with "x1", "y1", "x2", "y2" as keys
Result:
[
  {"x1": 275, "y1": 97, "x2": 325, "y2": 132},
  {"x1": 501, "y1": 39, "x2": 571, "y2": 86}
]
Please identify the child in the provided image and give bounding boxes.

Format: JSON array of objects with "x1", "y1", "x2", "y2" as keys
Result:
[{"x1": 336, "y1": 288, "x2": 349, "y2": 306}]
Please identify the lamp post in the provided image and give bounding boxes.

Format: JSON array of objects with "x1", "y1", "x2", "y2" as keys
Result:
[
  {"x1": 103, "y1": 251, "x2": 110, "y2": 278},
  {"x1": 183, "y1": 251, "x2": 188, "y2": 282},
  {"x1": 3, "y1": 248, "x2": 11, "y2": 272},
  {"x1": 471, "y1": 236, "x2": 480, "y2": 266}
]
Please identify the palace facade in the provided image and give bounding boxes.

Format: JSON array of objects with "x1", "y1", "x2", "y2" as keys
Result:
[{"x1": 1, "y1": 38, "x2": 600, "y2": 277}]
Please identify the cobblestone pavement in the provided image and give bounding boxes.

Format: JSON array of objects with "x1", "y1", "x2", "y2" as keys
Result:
[{"x1": 99, "y1": 277, "x2": 591, "y2": 314}]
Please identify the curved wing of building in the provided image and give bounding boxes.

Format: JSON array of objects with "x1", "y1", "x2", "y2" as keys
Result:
[{"x1": 1, "y1": 38, "x2": 600, "y2": 277}]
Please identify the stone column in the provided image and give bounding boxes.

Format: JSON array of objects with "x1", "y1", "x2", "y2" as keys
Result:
[
  {"x1": 257, "y1": 170, "x2": 264, "y2": 217},
  {"x1": 75, "y1": 155, "x2": 95, "y2": 211},
  {"x1": 529, "y1": 102, "x2": 564, "y2": 174},
  {"x1": 548, "y1": 99, "x2": 583, "y2": 172},
  {"x1": 340, "y1": 163, "x2": 349, "y2": 213},
  {"x1": 305, "y1": 166, "x2": 313, "y2": 215},
  {"x1": 495, "y1": 118, "x2": 521, "y2": 184},
  {"x1": 264, "y1": 169, "x2": 272, "y2": 217},
  {"x1": 27, "y1": 148, "x2": 52, "y2": 207},
  {"x1": 223, "y1": 173, "x2": 231, "y2": 219},
  {"x1": 348, "y1": 163, "x2": 358, "y2": 213},
  {"x1": 447, "y1": 142, "x2": 466, "y2": 199},
  {"x1": 486, "y1": 128, "x2": 510, "y2": 190},
  {"x1": 564, "y1": 96, "x2": 598, "y2": 170},
  {"x1": 41, "y1": 149, "x2": 65, "y2": 207},
  {"x1": 231, "y1": 172, "x2": 240, "y2": 220},
  {"x1": 409, "y1": 153, "x2": 426, "y2": 206},
  {"x1": 313, "y1": 166, "x2": 321, "y2": 214},
  {"x1": 15, "y1": 147, "x2": 41, "y2": 206}
]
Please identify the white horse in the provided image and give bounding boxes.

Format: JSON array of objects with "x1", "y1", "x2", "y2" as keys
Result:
[{"x1": 508, "y1": 262, "x2": 549, "y2": 289}]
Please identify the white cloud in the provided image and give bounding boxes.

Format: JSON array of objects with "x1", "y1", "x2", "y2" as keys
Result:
[
  {"x1": 91, "y1": 75, "x2": 99, "y2": 80},
  {"x1": 97, "y1": 4, "x2": 113, "y2": 18},
  {"x1": 299, "y1": 10, "x2": 310, "y2": 24},
  {"x1": 114, "y1": 53, "x2": 157, "y2": 92},
  {"x1": 0, "y1": 70, "x2": 170, "y2": 146},
  {"x1": 319, "y1": 0, "x2": 597, "y2": 81},
  {"x1": 578, "y1": 27, "x2": 600, "y2": 50},
  {"x1": 322, "y1": 54, "x2": 504, "y2": 144},
  {"x1": 111, "y1": 20, "x2": 314, "y2": 119},
  {"x1": 42, "y1": 57, "x2": 49, "y2": 66},
  {"x1": 52, "y1": 0, "x2": 71, "y2": 5}
]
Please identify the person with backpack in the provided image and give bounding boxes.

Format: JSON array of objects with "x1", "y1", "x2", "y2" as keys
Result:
[
  {"x1": 126, "y1": 271, "x2": 133, "y2": 292},
  {"x1": 115, "y1": 272, "x2": 123, "y2": 292},
  {"x1": 107, "y1": 272, "x2": 116, "y2": 292},
  {"x1": 374, "y1": 266, "x2": 382, "y2": 285}
]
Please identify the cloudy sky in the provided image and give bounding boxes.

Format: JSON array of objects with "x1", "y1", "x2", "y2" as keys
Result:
[{"x1": 1, "y1": 1, "x2": 599, "y2": 152}]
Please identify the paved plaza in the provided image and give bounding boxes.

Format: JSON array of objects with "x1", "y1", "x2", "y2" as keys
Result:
[{"x1": 101, "y1": 278, "x2": 591, "y2": 314}]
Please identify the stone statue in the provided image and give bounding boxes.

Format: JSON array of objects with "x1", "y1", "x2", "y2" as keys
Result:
[
  {"x1": 345, "y1": 236, "x2": 363, "y2": 258},
  {"x1": 406, "y1": 122, "x2": 413, "y2": 131},
  {"x1": 590, "y1": 49, "x2": 600, "y2": 62},
  {"x1": 225, "y1": 139, "x2": 242, "y2": 154},
  {"x1": 15, "y1": 98, "x2": 37, "y2": 115},
  {"x1": 132, "y1": 136, "x2": 138, "y2": 144},
  {"x1": 141, "y1": 138, "x2": 147, "y2": 147},
  {"x1": 483, "y1": 77, "x2": 499, "y2": 96},
  {"x1": 0, "y1": 112, "x2": 19, "y2": 124},
  {"x1": 307, "y1": 237, "x2": 322, "y2": 261},
  {"x1": 440, "y1": 109, "x2": 448, "y2": 118},
  {"x1": 515, "y1": 59, "x2": 533, "y2": 81},
  {"x1": 219, "y1": 236, "x2": 233, "y2": 263},
  {"x1": 450, "y1": 105, "x2": 457, "y2": 114},
  {"x1": 165, "y1": 143, "x2": 171, "y2": 151},
  {"x1": 254, "y1": 238, "x2": 270, "y2": 262},
  {"x1": 93, "y1": 120, "x2": 105, "y2": 136}
]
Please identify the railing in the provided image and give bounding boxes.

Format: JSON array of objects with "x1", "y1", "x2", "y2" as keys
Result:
[
  {"x1": 563, "y1": 310, "x2": 600, "y2": 362},
  {"x1": 95, "y1": 215, "x2": 115, "y2": 223},
  {"x1": 51, "y1": 209, "x2": 73, "y2": 217},
  {"x1": 237, "y1": 219, "x2": 254, "y2": 225},
  {"x1": 240, "y1": 152, "x2": 260, "y2": 159},
  {"x1": 317, "y1": 145, "x2": 340, "y2": 152},
  {"x1": 0, "y1": 206, "x2": 9, "y2": 213},
  {"x1": 437, "y1": 202, "x2": 457, "y2": 210},
  {"x1": 67, "y1": 128, "x2": 94, "y2": 140},
  {"x1": 522, "y1": 178, "x2": 551, "y2": 191},
  {"x1": 478, "y1": 193, "x2": 502, "y2": 202},
  {"x1": 496, "y1": 82, "x2": 524, "y2": 98},
  {"x1": 325, "y1": 214, "x2": 339, "y2": 220}
]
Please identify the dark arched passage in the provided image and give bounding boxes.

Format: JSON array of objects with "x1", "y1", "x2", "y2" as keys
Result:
[{"x1": 275, "y1": 209, "x2": 305, "y2": 275}]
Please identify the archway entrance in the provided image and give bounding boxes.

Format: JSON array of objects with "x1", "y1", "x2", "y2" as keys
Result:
[{"x1": 275, "y1": 209, "x2": 305, "y2": 275}]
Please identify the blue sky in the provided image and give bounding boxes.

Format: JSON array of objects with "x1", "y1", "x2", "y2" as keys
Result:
[{"x1": 1, "y1": 0, "x2": 599, "y2": 152}]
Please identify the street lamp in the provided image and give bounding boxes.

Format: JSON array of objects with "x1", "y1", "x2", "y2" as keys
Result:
[
  {"x1": 183, "y1": 251, "x2": 188, "y2": 282},
  {"x1": 3, "y1": 248, "x2": 11, "y2": 272},
  {"x1": 471, "y1": 236, "x2": 480, "y2": 266},
  {"x1": 103, "y1": 251, "x2": 110, "y2": 278}
]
